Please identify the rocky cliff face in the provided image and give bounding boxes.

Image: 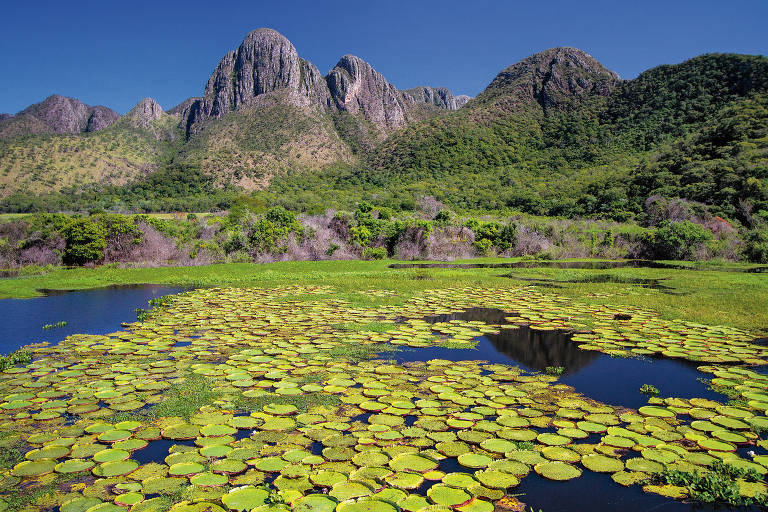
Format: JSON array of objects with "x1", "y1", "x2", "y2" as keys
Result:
[
  {"x1": 403, "y1": 86, "x2": 461, "y2": 110},
  {"x1": 476, "y1": 47, "x2": 621, "y2": 112},
  {"x1": 327, "y1": 55, "x2": 412, "y2": 129},
  {"x1": 184, "y1": 28, "x2": 332, "y2": 133},
  {"x1": 182, "y1": 28, "x2": 458, "y2": 135},
  {"x1": 0, "y1": 95, "x2": 120, "y2": 139},
  {"x1": 455, "y1": 95, "x2": 471, "y2": 108},
  {"x1": 167, "y1": 97, "x2": 200, "y2": 116}
]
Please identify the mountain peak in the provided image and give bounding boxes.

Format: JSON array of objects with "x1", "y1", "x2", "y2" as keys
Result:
[
  {"x1": 327, "y1": 54, "x2": 412, "y2": 129},
  {"x1": 181, "y1": 28, "x2": 465, "y2": 135},
  {"x1": 126, "y1": 98, "x2": 165, "y2": 126},
  {"x1": 183, "y1": 27, "x2": 329, "y2": 133},
  {"x1": 403, "y1": 86, "x2": 462, "y2": 110},
  {"x1": 476, "y1": 46, "x2": 620, "y2": 112},
  {"x1": 0, "y1": 94, "x2": 119, "y2": 139}
]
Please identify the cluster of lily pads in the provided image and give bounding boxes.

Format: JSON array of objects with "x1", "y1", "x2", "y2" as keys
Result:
[{"x1": 0, "y1": 285, "x2": 766, "y2": 512}]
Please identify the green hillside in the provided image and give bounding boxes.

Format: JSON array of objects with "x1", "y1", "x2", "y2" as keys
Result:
[
  {"x1": 175, "y1": 93, "x2": 357, "y2": 190},
  {"x1": 0, "y1": 114, "x2": 182, "y2": 196}
]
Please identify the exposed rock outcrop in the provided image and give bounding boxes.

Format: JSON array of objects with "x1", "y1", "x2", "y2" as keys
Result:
[
  {"x1": 455, "y1": 95, "x2": 472, "y2": 108},
  {"x1": 125, "y1": 98, "x2": 165, "y2": 127},
  {"x1": 326, "y1": 55, "x2": 411, "y2": 129},
  {"x1": 184, "y1": 28, "x2": 332, "y2": 133},
  {"x1": 167, "y1": 97, "x2": 200, "y2": 116},
  {"x1": 403, "y1": 86, "x2": 460, "y2": 110},
  {"x1": 182, "y1": 28, "x2": 459, "y2": 135}
]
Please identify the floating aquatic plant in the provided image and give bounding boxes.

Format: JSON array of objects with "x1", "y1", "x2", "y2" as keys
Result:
[{"x1": 0, "y1": 284, "x2": 766, "y2": 512}]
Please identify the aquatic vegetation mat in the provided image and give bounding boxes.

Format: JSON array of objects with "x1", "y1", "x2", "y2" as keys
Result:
[{"x1": 1, "y1": 284, "x2": 767, "y2": 511}]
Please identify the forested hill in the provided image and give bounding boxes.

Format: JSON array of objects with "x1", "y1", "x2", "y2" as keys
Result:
[{"x1": 358, "y1": 52, "x2": 768, "y2": 221}]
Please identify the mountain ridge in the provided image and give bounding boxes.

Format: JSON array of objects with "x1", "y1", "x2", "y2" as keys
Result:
[
  {"x1": 0, "y1": 30, "x2": 766, "y2": 221},
  {"x1": 181, "y1": 28, "x2": 465, "y2": 137}
]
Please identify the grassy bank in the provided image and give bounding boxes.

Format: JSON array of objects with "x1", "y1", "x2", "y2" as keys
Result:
[{"x1": 0, "y1": 258, "x2": 765, "y2": 335}]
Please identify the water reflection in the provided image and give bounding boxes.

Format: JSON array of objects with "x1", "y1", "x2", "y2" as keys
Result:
[
  {"x1": 420, "y1": 308, "x2": 599, "y2": 373},
  {"x1": 393, "y1": 307, "x2": 728, "y2": 410}
]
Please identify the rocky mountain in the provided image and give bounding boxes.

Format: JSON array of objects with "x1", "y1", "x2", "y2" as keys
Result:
[
  {"x1": 0, "y1": 95, "x2": 120, "y2": 139},
  {"x1": 455, "y1": 95, "x2": 471, "y2": 108},
  {"x1": 167, "y1": 97, "x2": 200, "y2": 117},
  {"x1": 403, "y1": 87, "x2": 464, "y2": 110},
  {"x1": 182, "y1": 28, "x2": 461, "y2": 136}
]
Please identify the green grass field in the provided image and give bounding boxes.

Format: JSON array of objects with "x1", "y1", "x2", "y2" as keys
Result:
[{"x1": 1, "y1": 259, "x2": 765, "y2": 335}]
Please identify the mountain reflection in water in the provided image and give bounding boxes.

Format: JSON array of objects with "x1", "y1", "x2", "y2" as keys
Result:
[
  {"x1": 421, "y1": 308, "x2": 599, "y2": 373},
  {"x1": 394, "y1": 307, "x2": 726, "y2": 410}
]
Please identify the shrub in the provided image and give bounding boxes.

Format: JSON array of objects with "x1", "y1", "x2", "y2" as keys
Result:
[
  {"x1": 350, "y1": 225, "x2": 372, "y2": 247},
  {"x1": 743, "y1": 226, "x2": 768, "y2": 263},
  {"x1": 434, "y1": 210, "x2": 452, "y2": 224},
  {"x1": 473, "y1": 238, "x2": 493, "y2": 256},
  {"x1": 100, "y1": 214, "x2": 143, "y2": 262},
  {"x1": 248, "y1": 206, "x2": 304, "y2": 254},
  {"x1": 465, "y1": 219, "x2": 516, "y2": 254},
  {"x1": 63, "y1": 217, "x2": 107, "y2": 265},
  {"x1": 647, "y1": 220, "x2": 714, "y2": 260},
  {"x1": 326, "y1": 242, "x2": 340, "y2": 256}
]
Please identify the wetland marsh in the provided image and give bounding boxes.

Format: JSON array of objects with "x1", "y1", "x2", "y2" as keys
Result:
[{"x1": 0, "y1": 260, "x2": 766, "y2": 512}]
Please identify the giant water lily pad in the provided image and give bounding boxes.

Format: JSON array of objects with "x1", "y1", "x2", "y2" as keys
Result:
[
  {"x1": 427, "y1": 484, "x2": 472, "y2": 506},
  {"x1": 95, "y1": 459, "x2": 139, "y2": 477},
  {"x1": 457, "y1": 453, "x2": 493, "y2": 469},
  {"x1": 534, "y1": 462, "x2": 582, "y2": 481},
  {"x1": 388, "y1": 453, "x2": 438, "y2": 473},
  {"x1": 12, "y1": 459, "x2": 56, "y2": 477},
  {"x1": 221, "y1": 487, "x2": 269, "y2": 511},
  {"x1": 474, "y1": 469, "x2": 519, "y2": 489},
  {"x1": 292, "y1": 494, "x2": 338, "y2": 512},
  {"x1": 55, "y1": 458, "x2": 95, "y2": 473},
  {"x1": 581, "y1": 454, "x2": 624, "y2": 473},
  {"x1": 335, "y1": 499, "x2": 398, "y2": 512}
]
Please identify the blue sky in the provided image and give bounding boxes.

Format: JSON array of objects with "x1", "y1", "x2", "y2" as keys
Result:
[{"x1": 1, "y1": 0, "x2": 766, "y2": 114}]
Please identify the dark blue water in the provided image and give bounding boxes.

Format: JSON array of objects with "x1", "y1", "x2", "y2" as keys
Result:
[
  {"x1": 424, "y1": 445, "x2": 693, "y2": 511},
  {"x1": 396, "y1": 338, "x2": 722, "y2": 410},
  {"x1": 0, "y1": 285, "x2": 188, "y2": 354},
  {"x1": 393, "y1": 309, "x2": 731, "y2": 410}
]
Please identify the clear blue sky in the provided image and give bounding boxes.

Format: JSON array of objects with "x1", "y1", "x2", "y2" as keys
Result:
[{"x1": 1, "y1": 0, "x2": 766, "y2": 114}]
